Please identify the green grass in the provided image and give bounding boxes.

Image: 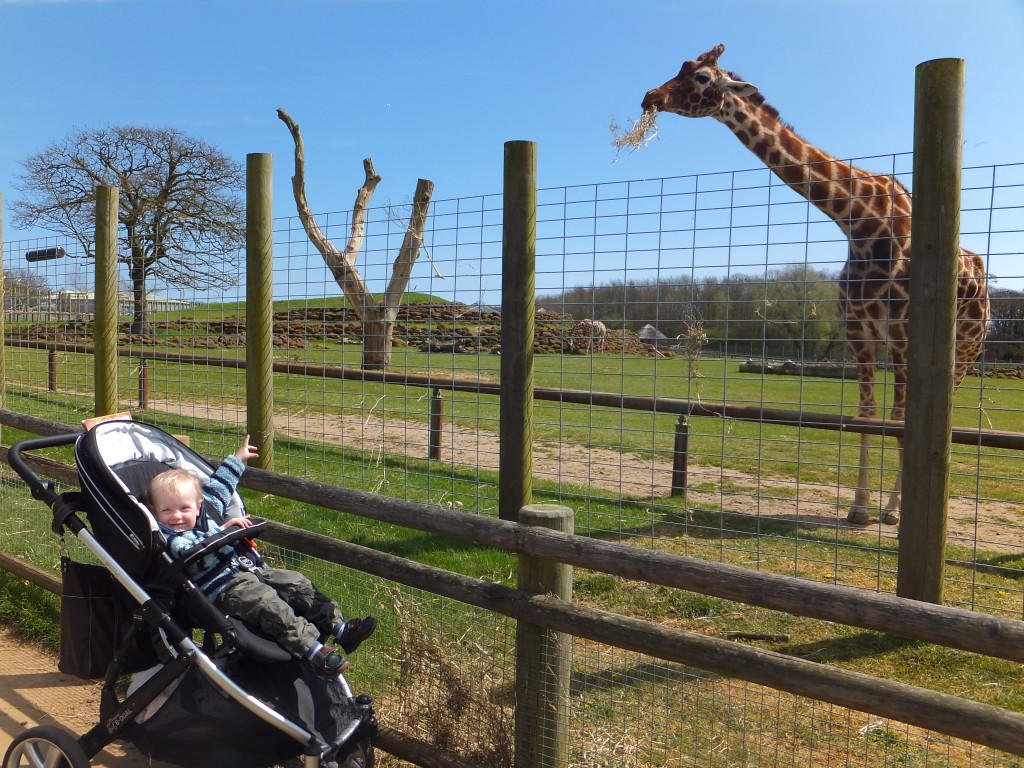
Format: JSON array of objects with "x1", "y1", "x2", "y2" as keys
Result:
[
  {"x1": 5, "y1": 340, "x2": 1023, "y2": 578},
  {"x1": 3, "y1": 328, "x2": 1024, "y2": 767},
  {"x1": 9, "y1": 345, "x2": 1021, "y2": 507},
  {"x1": 0, "y1": 571, "x2": 59, "y2": 648}
]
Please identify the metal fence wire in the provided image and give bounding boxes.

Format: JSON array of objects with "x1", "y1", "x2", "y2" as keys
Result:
[{"x1": 2, "y1": 156, "x2": 1023, "y2": 767}]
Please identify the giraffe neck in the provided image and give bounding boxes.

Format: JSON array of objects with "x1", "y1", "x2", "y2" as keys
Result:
[{"x1": 716, "y1": 95, "x2": 910, "y2": 246}]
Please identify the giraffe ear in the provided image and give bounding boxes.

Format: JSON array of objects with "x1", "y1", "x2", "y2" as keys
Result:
[{"x1": 720, "y1": 74, "x2": 758, "y2": 97}]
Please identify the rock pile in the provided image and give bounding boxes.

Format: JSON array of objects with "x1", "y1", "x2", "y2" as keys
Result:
[{"x1": 6, "y1": 303, "x2": 669, "y2": 357}]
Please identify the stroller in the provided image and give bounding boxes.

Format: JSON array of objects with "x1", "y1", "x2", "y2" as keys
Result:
[{"x1": 5, "y1": 419, "x2": 376, "y2": 768}]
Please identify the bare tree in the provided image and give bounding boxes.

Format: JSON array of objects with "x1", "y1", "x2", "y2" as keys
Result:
[
  {"x1": 12, "y1": 125, "x2": 245, "y2": 333},
  {"x1": 278, "y1": 108, "x2": 433, "y2": 370},
  {"x1": 3, "y1": 268, "x2": 50, "y2": 295}
]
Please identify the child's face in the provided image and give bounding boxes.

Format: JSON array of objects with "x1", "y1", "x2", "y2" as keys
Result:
[{"x1": 152, "y1": 485, "x2": 201, "y2": 532}]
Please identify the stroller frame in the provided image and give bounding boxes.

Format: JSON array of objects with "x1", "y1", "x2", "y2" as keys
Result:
[{"x1": 6, "y1": 427, "x2": 376, "y2": 768}]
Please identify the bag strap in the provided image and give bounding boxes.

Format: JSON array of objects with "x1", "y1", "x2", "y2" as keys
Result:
[{"x1": 52, "y1": 491, "x2": 86, "y2": 535}]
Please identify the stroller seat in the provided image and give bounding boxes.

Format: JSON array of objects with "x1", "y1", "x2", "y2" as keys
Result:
[{"x1": 76, "y1": 421, "x2": 289, "y2": 662}]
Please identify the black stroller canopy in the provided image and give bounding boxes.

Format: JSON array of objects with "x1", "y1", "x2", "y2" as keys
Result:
[{"x1": 75, "y1": 421, "x2": 245, "y2": 578}]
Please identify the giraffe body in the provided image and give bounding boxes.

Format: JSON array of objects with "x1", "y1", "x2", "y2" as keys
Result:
[
  {"x1": 567, "y1": 319, "x2": 608, "y2": 354},
  {"x1": 641, "y1": 45, "x2": 989, "y2": 524}
]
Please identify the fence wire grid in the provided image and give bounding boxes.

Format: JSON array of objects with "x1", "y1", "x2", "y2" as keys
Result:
[{"x1": 2, "y1": 155, "x2": 1024, "y2": 767}]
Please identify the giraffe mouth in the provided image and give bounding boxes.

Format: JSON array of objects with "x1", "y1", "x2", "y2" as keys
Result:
[{"x1": 640, "y1": 91, "x2": 661, "y2": 113}]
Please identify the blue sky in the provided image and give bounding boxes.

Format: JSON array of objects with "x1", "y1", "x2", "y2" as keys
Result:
[{"x1": 2, "y1": 0, "x2": 1022, "y2": 291}]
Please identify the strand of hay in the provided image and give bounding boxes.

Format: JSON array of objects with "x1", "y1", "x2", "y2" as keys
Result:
[{"x1": 610, "y1": 108, "x2": 659, "y2": 154}]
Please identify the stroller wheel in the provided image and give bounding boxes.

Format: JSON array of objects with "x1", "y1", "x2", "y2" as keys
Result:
[
  {"x1": 335, "y1": 738, "x2": 374, "y2": 768},
  {"x1": 3, "y1": 725, "x2": 90, "y2": 768},
  {"x1": 280, "y1": 739, "x2": 374, "y2": 768}
]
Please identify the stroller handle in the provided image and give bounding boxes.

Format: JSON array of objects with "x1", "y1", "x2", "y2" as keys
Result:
[{"x1": 6, "y1": 432, "x2": 81, "y2": 507}]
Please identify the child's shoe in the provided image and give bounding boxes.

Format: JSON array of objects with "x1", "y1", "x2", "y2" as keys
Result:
[
  {"x1": 335, "y1": 617, "x2": 378, "y2": 655},
  {"x1": 308, "y1": 644, "x2": 349, "y2": 678}
]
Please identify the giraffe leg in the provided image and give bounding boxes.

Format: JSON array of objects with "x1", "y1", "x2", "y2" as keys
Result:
[
  {"x1": 881, "y1": 366, "x2": 908, "y2": 526},
  {"x1": 847, "y1": 433, "x2": 873, "y2": 525},
  {"x1": 880, "y1": 436, "x2": 903, "y2": 525},
  {"x1": 846, "y1": 338, "x2": 877, "y2": 525}
]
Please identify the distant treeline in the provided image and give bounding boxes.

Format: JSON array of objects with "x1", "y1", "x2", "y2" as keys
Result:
[{"x1": 537, "y1": 266, "x2": 1024, "y2": 362}]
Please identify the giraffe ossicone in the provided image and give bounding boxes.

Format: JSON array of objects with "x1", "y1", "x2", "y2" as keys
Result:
[{"x1": 641, "y1": 44, "x2": 989, "y2": 526}]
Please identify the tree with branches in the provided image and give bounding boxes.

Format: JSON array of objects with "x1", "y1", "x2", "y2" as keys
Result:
[
  {"x1": 278, "y1": 108, "x2": 433, "y2": 370},
  {"x1": 2, "y1": 268, "x2": 49, "y2": 295},
  {"x1": 12, "y1": 125, "x2": 245, "y2": 334}
]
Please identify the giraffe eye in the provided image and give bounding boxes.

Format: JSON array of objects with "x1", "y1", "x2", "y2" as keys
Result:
[{"x1": 694, "y1": 72, "x2": 711, "y2": 85}]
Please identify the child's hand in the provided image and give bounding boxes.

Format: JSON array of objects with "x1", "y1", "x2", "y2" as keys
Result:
[
  {"x1": 221, "y1": 517, "x2": 253, "y2": 530},
  {"x1": 235, "y1": 434, "x2": 259, "y2": 463}
]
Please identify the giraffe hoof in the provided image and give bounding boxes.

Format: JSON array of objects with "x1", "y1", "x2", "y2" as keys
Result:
[
  {"x1": 846, "y1": 507, "x2": 871, "y2": 525},
  {"x1": 880, "y1": 511, "x2": 900, "y2": 526}
]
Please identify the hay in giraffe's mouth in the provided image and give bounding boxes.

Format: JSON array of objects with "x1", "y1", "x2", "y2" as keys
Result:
[{"x1": 611, "y1": 107, "x2": 659, "y2": 154}]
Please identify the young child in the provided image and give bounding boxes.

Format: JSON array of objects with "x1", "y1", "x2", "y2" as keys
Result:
[{"x1": 147, "y1": 435, "x2": 376, "y2": 678}]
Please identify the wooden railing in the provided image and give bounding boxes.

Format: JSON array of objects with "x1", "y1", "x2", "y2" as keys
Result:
[{"x1": 2, "y1": 409, "x2": 1024, "y2": 759}]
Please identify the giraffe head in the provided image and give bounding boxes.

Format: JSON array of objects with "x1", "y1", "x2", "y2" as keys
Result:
[{"x1": 641, "y1": 44, "x2": 758, "y2": 119}]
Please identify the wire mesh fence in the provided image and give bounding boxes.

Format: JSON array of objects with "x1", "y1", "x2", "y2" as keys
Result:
[
  {"x1": 2, "y1": 155, "x2": 1023, "y2": 766},
  {"x1": 3, "y1": 473, "x2": 1023, "y2": 768}
]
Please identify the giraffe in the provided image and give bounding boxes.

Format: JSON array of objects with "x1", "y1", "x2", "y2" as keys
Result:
[
  {"x1": 641, "y1": 44, "x2": 989, "y2": 526},
  {"x1": 568, "y1": 319, "x2": 608, "y2": 354}
]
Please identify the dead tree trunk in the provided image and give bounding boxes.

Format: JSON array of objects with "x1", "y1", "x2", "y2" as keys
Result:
[{"x1": 278, "y1": 108, "x2": 433, "y2": 370}]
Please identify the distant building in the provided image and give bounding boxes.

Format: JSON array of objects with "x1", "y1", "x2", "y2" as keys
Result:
[
  {"x1": 637, "y1": 324, "x2": 668, "y2": 349},
  {"x1": 3, "y1": 290, "x2": 198, "y2": 320}
]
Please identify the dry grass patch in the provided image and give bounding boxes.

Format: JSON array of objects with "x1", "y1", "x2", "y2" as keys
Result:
[{"x1": 377, "y1": 587, "x2": 514, "y2": 768}]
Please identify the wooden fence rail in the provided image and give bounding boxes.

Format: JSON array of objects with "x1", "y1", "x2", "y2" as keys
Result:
[{"x1": 2, "y1": 410, "x2": 1024, "y2": 757}]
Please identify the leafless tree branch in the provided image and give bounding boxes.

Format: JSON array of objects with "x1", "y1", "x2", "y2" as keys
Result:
[
  {"x1": 277, "y1": 107, "x2": 380, "y2": 320},
  {"x1": 277, "y1": 107, "x2": 434, "y2": 369}
]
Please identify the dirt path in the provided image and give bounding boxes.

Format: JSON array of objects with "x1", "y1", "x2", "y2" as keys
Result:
[
  {"x1": 148, "y1": 400, "x2": 1022, "y2": 553},
  {"x1": 0, "y1": 628, "x2": 172, "y2": 766}
]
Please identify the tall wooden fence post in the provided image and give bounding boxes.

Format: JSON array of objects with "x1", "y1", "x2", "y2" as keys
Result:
[
  {"x1": 499, "y1": 140, "x2": 536, "y2": 522},
  {"x1": 246, "y1": 153, "x2": 274, "y2": 470},
  {"x1": 94, "y1": 185, "x2": 119, "y2": 417},
  {"x1": 897, "y1": 58, "x2": 965, "y2": 603},
  {"x1": 0, "y1": 191, "x2": 4, "y2": 444},
  {"x1": 515, "y1": 503, "x2": 573, "y2": 768}
]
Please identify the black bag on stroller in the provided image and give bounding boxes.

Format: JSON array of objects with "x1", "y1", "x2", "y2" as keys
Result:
[
  {"x1": 58, "y1": 555, "x2": 130, "y2": 679},
  {"x1": 5, "y1": 419, "x2": 376, "y2": 768}
]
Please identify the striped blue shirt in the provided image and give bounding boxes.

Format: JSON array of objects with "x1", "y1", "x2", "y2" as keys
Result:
[{"x1": 162, "y1": 456, "x2": 246, "y2": 599}]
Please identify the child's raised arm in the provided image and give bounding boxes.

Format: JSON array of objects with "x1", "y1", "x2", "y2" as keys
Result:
[{"x1": 234, "y1": 434, "x2": 259, "y2": 463}]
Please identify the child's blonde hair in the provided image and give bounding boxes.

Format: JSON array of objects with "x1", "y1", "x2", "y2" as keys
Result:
[{"x1": 147, "y1": 469, "x2": 203, "y2": 509}]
